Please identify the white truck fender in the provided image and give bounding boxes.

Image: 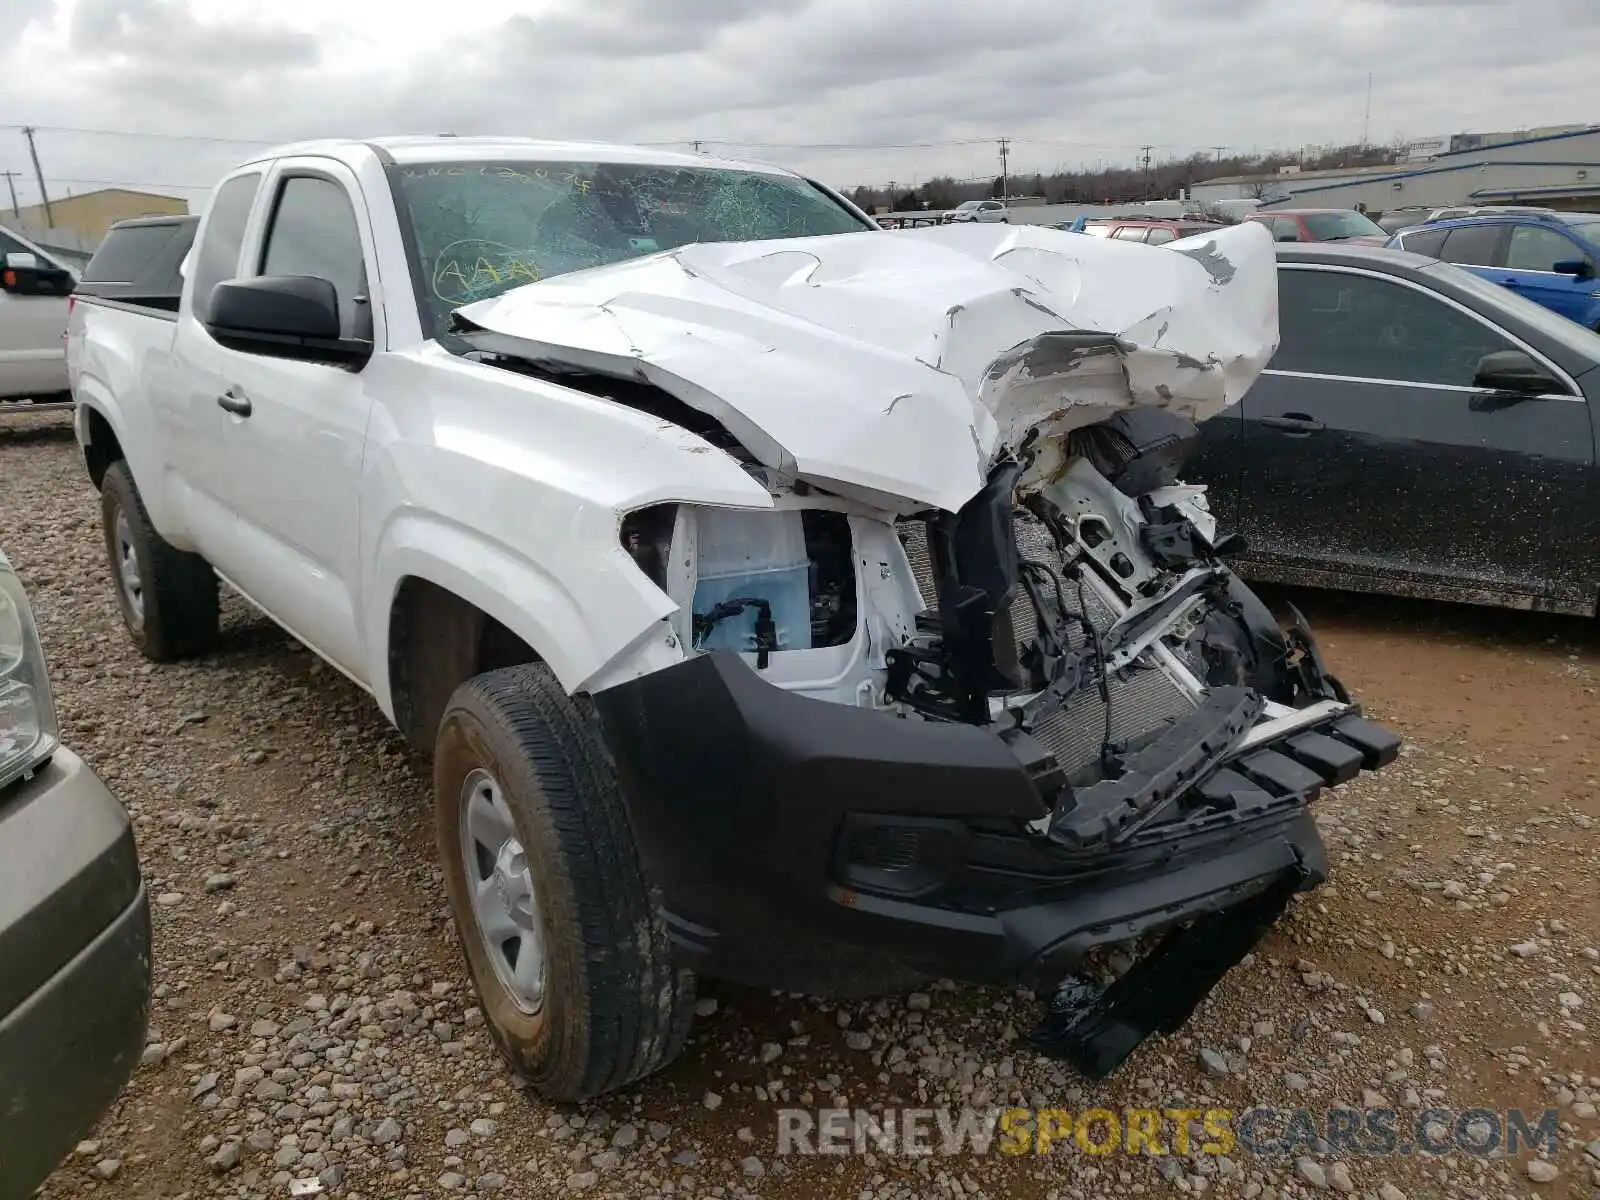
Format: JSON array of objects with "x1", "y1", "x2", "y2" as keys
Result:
[{"x1": 364, "y1": 514, "x2": 679, "y2": 721}]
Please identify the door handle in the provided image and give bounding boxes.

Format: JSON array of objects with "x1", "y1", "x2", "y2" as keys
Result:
[
  {"x1": 216, "y1": 389, "x2": 252, "y2": 418},
  {"x1": 1259, "y1": 413, "x2": 1325, "y2": 435}
]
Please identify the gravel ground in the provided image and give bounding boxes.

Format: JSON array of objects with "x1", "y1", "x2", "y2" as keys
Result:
[{"x1": 3, "y1": 410, "x2": 1598, "y2": 1200}]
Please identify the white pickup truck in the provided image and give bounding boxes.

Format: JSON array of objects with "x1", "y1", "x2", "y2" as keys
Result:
[
  {"x1": 0, "y1": 224, "x2": 76, "y2": 404},
  {"x1": 66, "y1": 135, "x2": 1400, "y2": 1101}
]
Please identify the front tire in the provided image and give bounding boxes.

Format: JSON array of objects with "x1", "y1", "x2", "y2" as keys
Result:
[
  {"x1": 434, "y1": 664, "x2": 695, "y2": 1101},
  {"x1": 100, "y1": 460, "x2": 219, "y2": 662}
]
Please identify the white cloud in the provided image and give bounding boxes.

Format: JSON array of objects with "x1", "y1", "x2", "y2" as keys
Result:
[{"x1": 3, "y1": 0, "x2": 1599, "y2": 211}]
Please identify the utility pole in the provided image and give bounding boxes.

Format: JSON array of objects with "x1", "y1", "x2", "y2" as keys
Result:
[
  {"x1": 0, "y1": 170, "x2": 19, "y2": 217},
  {"x1": 691, "y1": 139, "x2": 703, "y2": 153},
  {"x1": 1361, "y1": 72, "x2": 1373, "y2": 147},
  {"x1": 1209, "y1": 145, "x2": 1227, "y2": 162},
  {"x1": 997, "y1": 137, "x2": 1010, "y2": 200},
  {"x1": 1139, "y1": 144, "x2": 1154, "y2": 197},
  {"x1": 21, "y1": 127, "x2": 52, "y2": 227}
]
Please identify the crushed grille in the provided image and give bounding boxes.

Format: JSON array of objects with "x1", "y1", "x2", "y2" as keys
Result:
[
  {"x1": 1030, "y1": 664, "x2": 1197, "y2": 777},
  {"x1": 894, "y1": 512, "x2": 1197, "y2": 776}
]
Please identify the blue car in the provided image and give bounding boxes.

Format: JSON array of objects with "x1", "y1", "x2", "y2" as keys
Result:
[{"x1": 1386, "y1": 211, "x2": 1600, "y2": 330}]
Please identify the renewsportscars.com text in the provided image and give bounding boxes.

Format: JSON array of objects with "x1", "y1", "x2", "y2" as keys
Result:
[{"x1": 774, "y1": 1106, "x2": 1559, "y2": 1158}]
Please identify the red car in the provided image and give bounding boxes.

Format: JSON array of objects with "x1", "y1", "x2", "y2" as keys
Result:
[
  {"x1": 1069, "y1": 217, "x2": 1226, "y2": 245},
  {"x1": 1245, "y1": 208, "x2": 1388, "y2": 245}
]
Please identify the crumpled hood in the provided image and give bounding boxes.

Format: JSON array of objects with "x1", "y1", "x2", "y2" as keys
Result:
[{"x1": 452, "y1": 220, "x2": 1279, "y2": 513}]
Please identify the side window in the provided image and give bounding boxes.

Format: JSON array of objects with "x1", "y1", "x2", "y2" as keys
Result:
[
  {"x1": 1112, "y1": 226, "x2": 1148, "y2": 242},
  {"x1": 1438, "y1": 224, "x2": 1503, "y2": 267},
  {"x1": 191, "y1": 172, "x2": 261, "y2": 321},
  {"x1": 81, "y1": 224, "x2": 181, "y2": 284},
  {"x1": 1270, "y1": 218, "x2": 1301, "y2": 242},
  {"x1": 0, "y1": 229, "x2": 33, "y2": 258},
  {"x1": 1274, "y1": 268, "x2": 1519, "y2": 387},
  {"x1": 1504, "y1": 225, "x2": 1585, "y2": 272},
  {"x1": 1145, "y1": 227, "x2": 1176, "y2": 245},
  {"x1": 1398, "y1": 227, "x2": 1448, "y2": 258},
  {"x1": 258, "y1": 176, "x2": 370, "y2": 340}
]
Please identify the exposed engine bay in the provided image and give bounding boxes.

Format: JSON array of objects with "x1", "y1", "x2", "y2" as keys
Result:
[{"x1": 615, "y1": 405, "x2": 1359, "y2": 848}]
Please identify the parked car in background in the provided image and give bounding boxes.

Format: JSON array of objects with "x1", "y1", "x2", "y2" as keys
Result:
[
  {"x1": 1386, "y1": 210, "x2": 1600, "y2": 330},
  {"x1": 1245, "y1": 208, "x2": 1388, "y2": 245},
  {"x1": 1189, "y1": 242, "x2": 1599, "y2": 616},
  {"x1": 1073, "y1": 216, "x2": 1226, "y2": 245},
  {"x1": 0, "y1": 547, "x2": 151, "y2": 1195},
  {"x1": 0, "y1": 225, "x2": 77, "y2": 405},
  {"x1": 943, "y1": 199, "x2": 1007, "y2": 223},
  {"x1": 1374, "y1": 206, "x2": 1434, "y2": 235}
]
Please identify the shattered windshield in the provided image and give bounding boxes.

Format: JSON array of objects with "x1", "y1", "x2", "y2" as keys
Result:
[{"x1": 391, "y1": 159, "x2": 873, "y2": 337}]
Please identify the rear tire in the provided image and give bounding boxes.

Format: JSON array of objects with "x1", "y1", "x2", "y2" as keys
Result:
[
  {"x1": 100, "y1": 460, "x2": 219, "y2": 662},
  {"x1": 434, "y1": 663, "x2": 695, "y2": 1101}
]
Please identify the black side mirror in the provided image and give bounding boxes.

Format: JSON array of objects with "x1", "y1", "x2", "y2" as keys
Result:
[
  {"x1": 1552, "y1": 258, "x2": 1594, "y2": 279},
  {"x1": 1470, "y1": 349, "x2": 1563, "y2": 407},
  {"x1": 2, "y1": 251, "x2": 73, "y2": 296},
  {"x1": 206, "y1": 275, "x2": 371, "y2": 368}
]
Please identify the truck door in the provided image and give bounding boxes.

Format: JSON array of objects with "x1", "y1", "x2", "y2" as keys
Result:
[{"x1": 173, "y1": 159, "x2": 380, "y2": 680}]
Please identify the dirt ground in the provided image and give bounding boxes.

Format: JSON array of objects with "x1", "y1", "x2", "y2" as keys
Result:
[{"x1": 2, "y1": 410, "x2": 1596, "y2": 1200}]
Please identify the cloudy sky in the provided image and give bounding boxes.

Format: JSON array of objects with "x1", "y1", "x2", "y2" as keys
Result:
[{"x1": 2, "y1": 0, "x2": 1599, "y2": 212}]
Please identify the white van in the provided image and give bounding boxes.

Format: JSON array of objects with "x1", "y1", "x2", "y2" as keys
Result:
[{"x1": 0, "y1": 225, "x2": 76, "y2": 403}]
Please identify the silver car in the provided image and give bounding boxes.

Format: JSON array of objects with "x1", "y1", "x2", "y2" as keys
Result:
[
  {"x1": 0, "y1": 547, "x2": 151, "y2": 1194},
  {"x1": 944, "y1": 199, "x2": 1008, "y2": 224}
]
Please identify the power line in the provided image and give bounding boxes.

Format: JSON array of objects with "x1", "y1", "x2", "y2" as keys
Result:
[
  {"x1": 1, "y1": 123, "x2": 1204, "y2": 157},
  {"x1": 0, "y1": 123, "x2": 276, "y2": 146},
  {"x1": 27, "y1": 175, "x2": 215, "y2": 192}
]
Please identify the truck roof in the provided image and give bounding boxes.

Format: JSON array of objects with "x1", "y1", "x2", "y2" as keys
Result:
[{"x1": 233, "y1": 136, "x2": 803, "y2": 180}]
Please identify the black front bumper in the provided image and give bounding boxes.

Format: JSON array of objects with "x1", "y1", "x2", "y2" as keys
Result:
[{"x1": 594, "y1": 651, "x2": 1396, "y2": 993}]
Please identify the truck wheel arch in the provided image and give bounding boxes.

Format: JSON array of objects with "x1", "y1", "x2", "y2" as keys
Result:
[
  {"x1": 73, "y1": 395, "x2": 127, "y2": 489},
  {"x1": 79, "y1": 405, "x2": 124, "y2": 488},
  {"x1": 385, "y1": 576, "x2": 546, "y2": 751}
]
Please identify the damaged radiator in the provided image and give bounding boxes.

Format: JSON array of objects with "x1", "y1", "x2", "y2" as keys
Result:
[{"x1": 897, "y1": 514, "x2": 1198, "y2": 778}]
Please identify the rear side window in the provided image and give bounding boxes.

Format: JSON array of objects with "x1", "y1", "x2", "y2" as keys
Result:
[
  {"x1": 1113, "y1": 226, "x2": 1148, "y2": 241},
  {"x1": 1438, "y1": 224, "x2": 1503, "y2": 267},
  {"x1": 1145, "y1": 227, "x2": 1176, "y2": 245},
  {"x1": 259, "y1": 176, "x2": 370, "y2": 340},
  {"x1": 1398, "y1": 227, "x2": 1448, "y2": 257},
  {"x1": 192, "y1": 172, "x2": 262, "y2": 321},
  {"x1": 81, "y1": 224, "x2": 182, "y2": 283}
]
